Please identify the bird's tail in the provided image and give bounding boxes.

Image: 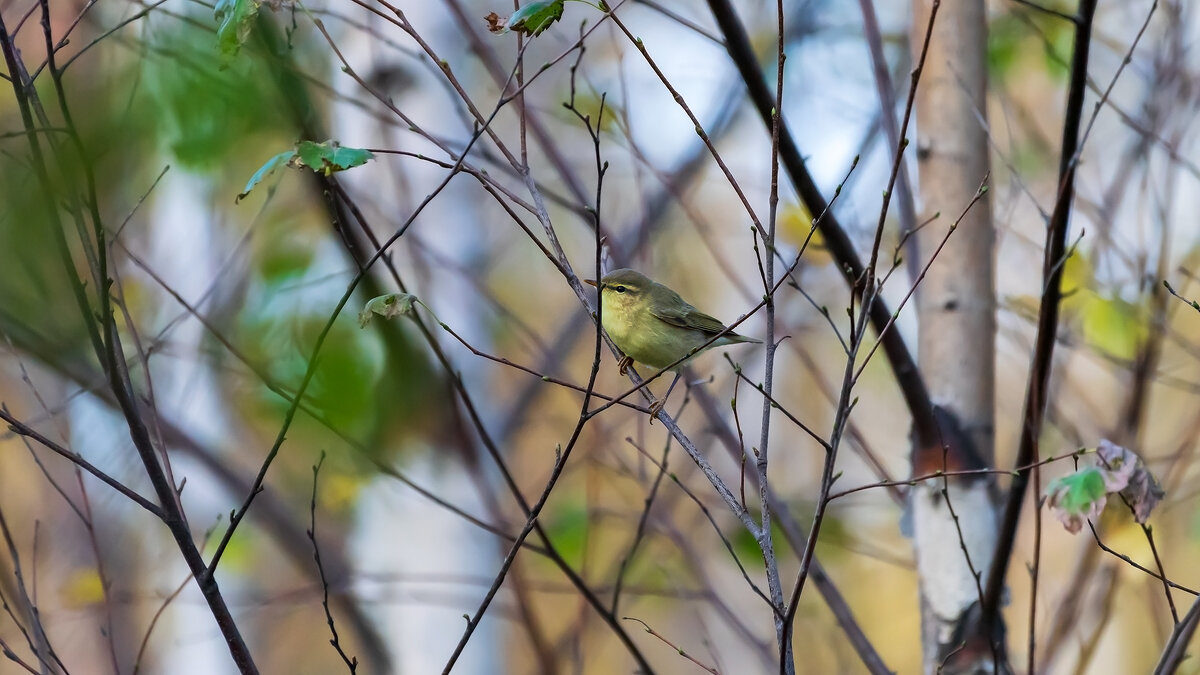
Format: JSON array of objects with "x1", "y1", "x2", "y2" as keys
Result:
[{"x1": 722, "y1": 333, "x2": 762, "y2": 345}]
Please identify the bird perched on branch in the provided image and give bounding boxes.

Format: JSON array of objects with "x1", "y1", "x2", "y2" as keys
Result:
[{"x1": 585, "y1": 268, "x2": 760, "y2": 417}]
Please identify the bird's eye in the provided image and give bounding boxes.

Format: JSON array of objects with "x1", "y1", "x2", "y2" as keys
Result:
[{"x1": 615, "y1": 285, "x2": 627, "y2": 293}]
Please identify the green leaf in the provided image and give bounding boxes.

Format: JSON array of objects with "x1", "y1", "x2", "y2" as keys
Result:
[
  {"x1": 1045, "y1": 467, "x2": 1107, "y2": 534},
  {"x1": 503, "y1": 0, "x2": 565, "y2": 37},
  {"x1": 358, "y1": 293, "x2": 419, "y2": 328},
  {"x1": 237, "y1": 141, "x2": 375, "y2": 201},
  {"x1": 1045, "y1": 441, "x2": 1164, "y2": 534},
  {"x1": 295, "y1": 140, "x2": 375, "y2": 175},
  {"x1": 214, "y1": 0, "x2": 260, "y2": 65},
  {"x1": 236, "y1": 151, "x2": 293, "y2": 203}
]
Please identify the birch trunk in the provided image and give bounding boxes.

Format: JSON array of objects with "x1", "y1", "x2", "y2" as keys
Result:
[{"x1": 909, "y1": 0, "x2": 1002, "y2": 672}]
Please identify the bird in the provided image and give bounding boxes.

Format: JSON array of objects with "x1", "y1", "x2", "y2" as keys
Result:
[{"x1": 584, "y1": 268, "x2": 761, "y2": 417}]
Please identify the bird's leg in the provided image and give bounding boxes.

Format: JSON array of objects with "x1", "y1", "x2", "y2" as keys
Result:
[
  {"x1": 648, "y1": 371, "x2": 683, "y2": 421},
  {"x1": 617, "y1": 355, "x2": 633, "y2": 376}
]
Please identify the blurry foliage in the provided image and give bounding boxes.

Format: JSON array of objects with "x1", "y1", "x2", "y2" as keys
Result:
[
  {"x1": 1018, "y1": 249, "x2": 1149, "y2": 361},
  {"x1": 0, "y1": 168, "x2": 89, "y2": 358},
  {"x1": 557, "y1": 89, "x2": 619, "y2": 133},
  {"x1": 228, "y1": 251, "x2": 438, "y2": 466},
  {"x1": 143, "y1": 19, "x2": 282, "y2": 169},
  {"x1": 296, "y1": 318, "x2": 386, "y2": 431},
  {"x1": 733, "y1": 517, "x2": 777, "y2": 566},
  {"x1": 987, "y1": 13, "x2": 1025, "y2": 81},
  {"x1": 0, "y1": 48, "x2": 164, "y2": 361},
  {"x1": 259, "y1": 237, "x2": 315, "y2": 282},
  {"x1": 214, "y1": 0, "x2": 262, "y2": 65},
  {"x1": 1080, "y1": 293, "x2": 1146, "y2": 361},
  {"x1": 543, "y1": 498, "x2": 590, "y2": 568},
  {"x1": 1006, "y1": 135, "x2": 1057, "y2": 177},
  {"x1": 60, "y1": 568, "x2": 106, "y2": 608},
  {"x1": 732, "y1": 507, "x2": 848, "y2": 567},
  {"x1": 235, "y1": 299, "x2": 379, "y2": 437},
  {"x1": 988, "y1": 9, "x2": 1073, "y2": 83},
  {"x1": 319, "y1": 469, "x2": 367, "y2": 514},
  {"x1": 1061, "y1": 246, "x2": 1092, "y2": 304},
  {"x1": 204, "y1": 523, "x2": 257, "y2": 574},
  {"x1": 133, "y1": 14, "x2": 439, "y2": 469},
  {"x1": 1040, "y1": 16, "x2": 1075, "y2": 80}
]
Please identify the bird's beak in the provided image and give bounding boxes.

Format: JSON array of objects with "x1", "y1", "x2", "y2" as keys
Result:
[{"x1": 583, "y1": 279, "x2": 598, "y2": 288}]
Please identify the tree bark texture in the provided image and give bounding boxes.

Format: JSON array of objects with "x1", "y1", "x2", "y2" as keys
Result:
[{"x1": 909, "y1": 0, "x2": 1001, "y2": 672}]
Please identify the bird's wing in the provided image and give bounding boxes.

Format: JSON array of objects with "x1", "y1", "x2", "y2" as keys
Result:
[{"x1": 649, "y1": 290, "x2": 729, "y2": 334}]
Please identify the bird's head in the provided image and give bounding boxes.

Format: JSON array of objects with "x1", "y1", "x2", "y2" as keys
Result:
[{"x1": 584, "y1": 268, "x2": 652, "y2": 317}]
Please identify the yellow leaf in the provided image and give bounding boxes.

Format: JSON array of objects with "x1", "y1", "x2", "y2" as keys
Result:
[
  {"x1": 779, "y1": 202, "x2": 832, "y2": 267},
  {"x1": 1060, "y1": 249, "x2": 1092, "y2": 314},
  {"x1": 321, "y1": 472, "x2": 363, "y2": 512},
  {"x1": 1081, "y1": 295, "x2": 1145, "y2": 361},
  {"x1": 1105, "y1": 516, "x2": 1154, "y2": 568},
  {"x1": 61, "y1": 569, "x2": 105, "y2": 607}
]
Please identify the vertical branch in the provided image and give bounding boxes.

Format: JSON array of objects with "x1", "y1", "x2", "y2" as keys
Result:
[
  {"x1": 779, "y1": 248, "x2": 876, "y2": 674},
  {"x1": 755, "y1": 0, "x2": 790, "y2": 671},
  {"x1": 981, "y1": 0, "x2": 1099, "y2": 630}
]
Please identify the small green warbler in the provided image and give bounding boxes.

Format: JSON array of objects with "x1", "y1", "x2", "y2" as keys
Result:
[{"x1": 584, "y1": 268, "x2": 760, "y2": 416}]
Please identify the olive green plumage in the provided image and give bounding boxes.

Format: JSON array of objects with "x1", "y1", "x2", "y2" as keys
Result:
[{"x1": 589, "y1": 268, "x2": 761, "y2": 370}]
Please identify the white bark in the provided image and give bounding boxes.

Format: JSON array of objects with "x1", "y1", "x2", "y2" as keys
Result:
[{"x1": 910, "y1": 0, "x2": 1000, "y2": 671}]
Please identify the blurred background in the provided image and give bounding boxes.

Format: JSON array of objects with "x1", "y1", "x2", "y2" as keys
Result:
[{"x1": 1, "y1": 0, "x2": 1199, "y2": 672}]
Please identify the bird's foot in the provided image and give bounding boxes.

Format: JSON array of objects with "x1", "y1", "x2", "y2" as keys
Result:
[
  {"x1": 617, "y1": 355, "x2": 633, "y2": 376},
  {"x1": 647, "y1": 397, "x2": 665, "y2": 423}
]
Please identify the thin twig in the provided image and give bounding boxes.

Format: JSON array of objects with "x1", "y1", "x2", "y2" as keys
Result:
[
  {"x1": 622, "y1": 437, "x2": 777, "y2": 611},
  {"x1": 828, "y1": 449, "x2": 1089, "y2": 501},
  {"x1": 308, "y1": 453, "x2": 359, "y2": 673},
  {"x1": 1085, "y1": 523, "x2": 1198, "y2": 596},
  {"x1": 440, "y1": 73, "x2": 654, "y2": 675},
  {"x1": 624, "y1": 616, "x2": 720, "y2": 674},
  {"x1": 0, "y1": 408, "x2": 164, "y2": 517},
  {"x1": 610, "y1": 434, "x2": 672, "y2": 615}
]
